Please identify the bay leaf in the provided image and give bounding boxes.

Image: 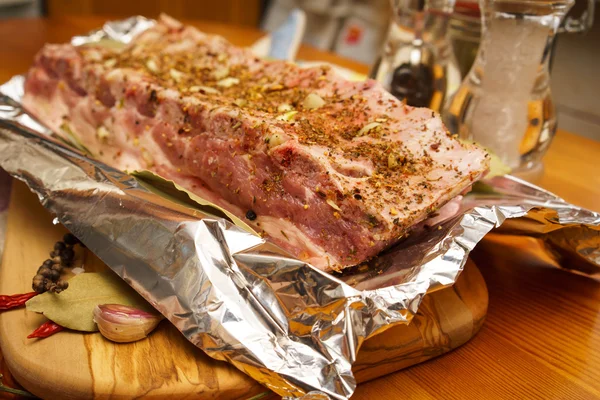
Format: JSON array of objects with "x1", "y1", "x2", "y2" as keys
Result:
[
  {"x1": 26, "y1": 272, "x2": 154, "y2": 332},
  {"x1": 131, "y1": 169, "x2": 257, "y2": 235}
]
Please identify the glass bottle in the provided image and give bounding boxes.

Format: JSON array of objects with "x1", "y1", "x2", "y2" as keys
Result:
[
  {"x1": 370, "y1": 0, "x2": 461, "y2": 111},
  {"x1": 442, "y1": 0, "x2": 574, "y2": 180}
]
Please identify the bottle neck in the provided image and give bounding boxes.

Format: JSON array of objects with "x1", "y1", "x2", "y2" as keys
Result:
[{"x1": 388, "y1": 0, "x2": 456, "y2": 61}]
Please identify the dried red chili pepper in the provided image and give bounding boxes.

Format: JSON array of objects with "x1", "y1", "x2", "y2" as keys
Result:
[
  {"x1": 0, "y1": 292, "x2": 38, "y2": 311},
  {"x1": 27, "y1": 320, "x2": 64, "y2": 339}
]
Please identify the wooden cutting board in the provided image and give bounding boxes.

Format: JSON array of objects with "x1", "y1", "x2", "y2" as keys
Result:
[{"x1": 0, "y1": 181, "x2": 488, "y2": 399}]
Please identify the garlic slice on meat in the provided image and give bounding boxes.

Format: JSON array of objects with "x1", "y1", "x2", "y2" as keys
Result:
[
  {"x1": 277, "y1": 103, "x2": 293, "y2": 112},
  {"x1": 189, "y1": 85, "x2": 220, "y2": 95},
  {"x1": 276, "y1": 111, "x2": 298, "y2": 121},
  {"x1": 357, "y1": 122, "x2": 381, "y2": 137},
  {"x1": 169, "y1": 68, "x2": 185, "y2": 81},
  {"x1": 141, "y1": 148, "x2": 154, "y2": 168},
  {"x1": 212, "y1": 66, "x2": 230, "y2": 80},
  {"x1": 96, "y1": 126, "x2": 110, "y2": 142},
  {"x1": 217, "y1": 77, "x2": 240, "y2": 88},
  {"x1": 267, "y1": 132, "x2": 285, "y2": 148},
  {"x1": 93, "y1": 304, "x2": 163, "y2": 343},
  {"x1": 103, "y1": 58, "x2": 117, "y2": 68},
  {"x1": 145, "y1": 58, "x2": 159, "y2": 73},
  {"x1": 303, "y1": 93, "x2": 326, "y2": 110},
  {"x1": 326, "y1": 199, "x2": 342, "y2": 212},
  {"x1": 233, "y1": 98, "x2": 247, "y2": 107}
]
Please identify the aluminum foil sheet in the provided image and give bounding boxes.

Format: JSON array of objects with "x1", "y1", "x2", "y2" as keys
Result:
[{"x1": 0, "y1": 17, "x2": 599, "y2": 399}]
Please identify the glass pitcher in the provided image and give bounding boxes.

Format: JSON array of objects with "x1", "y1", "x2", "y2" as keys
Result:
[{"x1": 442, "y1": 0, "x2": 574, "y2": 180}]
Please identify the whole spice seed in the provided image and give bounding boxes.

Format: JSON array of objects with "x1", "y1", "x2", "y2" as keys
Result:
[
  {"x1": 59, "y1": 247, "x2": 75, "y2": 266},
  {"x1": 37, "y1": 266, "x2": 53, "y2": 278},
  {"x1": 48, "y1": 269, "x2": 60, "y2": 281},
  {"x1": 63, "y1": 233, "x2": 80, "y2": 246},
  {"x1": 245, "y1": 210, "x2": 257, "y2": 220},
  {"x1": 32, "y1": 275, "x2": 49, "y2": 293},
  {"x1": 0, "y1": 292, "x2": 38, "y2": 311},
  {"x1": 54, "y1": 242, "x2": 66, "y2": 252},
  {"x1": 32, "y1": 234, "x2": 83, "y2": 293},
  {"x1": 50, "y1": 263, "x2": 63, "y2": 272},
  {"x1": 27, "y1": 320, "x2": 64, "y2": 339}
]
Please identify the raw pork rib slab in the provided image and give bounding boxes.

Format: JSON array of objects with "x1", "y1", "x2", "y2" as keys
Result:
[{"x1": 23, "y1": 16, "x2": 489, "y2": 271}]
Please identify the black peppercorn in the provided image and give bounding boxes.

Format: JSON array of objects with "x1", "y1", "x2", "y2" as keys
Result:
[
  {"x1": 32, "y1": 233, "x2": 84, "y2": 295},
  {"x1": 63, "y1": 233, "x2": 79, "y2": 246},
  {"x1": 59, "y1": 248, "x2": 75, "y2": 265},
  {"x1": 51, "y1": 263, "x2": 63, "y2": 272},
  {"x1": 245, "y1": 210, "x2": 257, "y2": 220},
  {"x1": 48, "y1": 269, "x2": 60, "y2": 281},
  {"x1": 50, "y1": 280, "x2": 68, "y2": 293},
  {"x1": 32, "y1": 274, "x2": 48, "y2": 293},
  {"x1": 38, "y1": 267, "x2": 53, "y2": 278}
]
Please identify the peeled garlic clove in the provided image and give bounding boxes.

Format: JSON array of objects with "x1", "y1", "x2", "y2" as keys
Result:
[{"x1": 93, "y1": 304, "x2": 163, "y2": 343}]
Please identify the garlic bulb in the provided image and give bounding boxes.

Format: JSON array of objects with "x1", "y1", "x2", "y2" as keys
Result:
[{"x1": 93, "y1": 304, "x2": 163, "y2": 343}]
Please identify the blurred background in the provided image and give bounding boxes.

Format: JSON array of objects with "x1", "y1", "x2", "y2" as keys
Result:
[{"x1": 0, "y1": 0, "x2": 597, "y2": 141}]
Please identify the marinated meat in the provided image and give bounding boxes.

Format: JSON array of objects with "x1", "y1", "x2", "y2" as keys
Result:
[{"x1": 22, "y1": 16, "x2": 490, "y2": 271}]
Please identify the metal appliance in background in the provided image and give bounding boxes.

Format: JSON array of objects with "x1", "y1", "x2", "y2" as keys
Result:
[
  {"x1": 442, "y1": 0, "x2": 580, "y2": 181},
  {"x1": 369, "y1": 0, "x2": 461, "y2": 111}
]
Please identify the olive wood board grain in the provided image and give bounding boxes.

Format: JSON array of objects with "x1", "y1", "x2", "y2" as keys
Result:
[{"x1": 0, "y1": 181, "x2": 488, "y2": 399}]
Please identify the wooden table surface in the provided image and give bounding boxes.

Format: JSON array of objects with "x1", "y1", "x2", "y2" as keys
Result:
[{"x1": 1, "y1": 16, "x2": 599, "y2": 400}]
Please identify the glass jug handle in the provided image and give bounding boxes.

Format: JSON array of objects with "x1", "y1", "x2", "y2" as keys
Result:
[{"x1": 559, "y1": 0, "x2": 594, "y2": 33}]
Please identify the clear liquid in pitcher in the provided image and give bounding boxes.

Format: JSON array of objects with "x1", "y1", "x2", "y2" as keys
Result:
[{"x1": 442, "y1": 0, "x2": 574, "y2": 178}]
